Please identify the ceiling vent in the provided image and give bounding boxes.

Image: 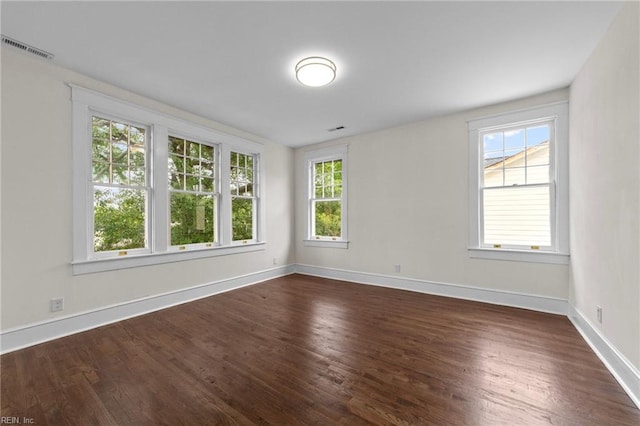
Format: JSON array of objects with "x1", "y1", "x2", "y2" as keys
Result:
[{"x1": 2, "y1": 35, "x2": 54, "y2": 60}]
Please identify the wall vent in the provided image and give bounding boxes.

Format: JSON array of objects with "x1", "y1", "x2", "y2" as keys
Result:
[{"x1": 2, "y1": 35, "x2": 54, "y2": 60}]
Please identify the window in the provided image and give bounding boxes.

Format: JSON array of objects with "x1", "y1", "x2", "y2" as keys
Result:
[
  {"x1": 92, "y1": 116, "x2": 149, "y2": 256},
  {"x1": 168, "y1": 136, "x2": 217, "y2": 248},
  {"x1": 468, "y1": 102, "x2": 569, "y2": 264},
  {"x1": 230, "y1": 152, "x2": 257, "y2": 242},
  {"x1": 72, "y1": 85, "x2": 265, "y2": 274},
  {"x1": 304, "y1": 145, "x2": 348, "y2": 248}
]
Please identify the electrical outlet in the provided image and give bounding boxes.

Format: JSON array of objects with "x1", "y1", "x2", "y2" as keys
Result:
[
  {"x1": 50, "y1": 297, "x2": 64, "y2": 312},
  {"x1": 273, "y1": 257, "x2": 277, "y2": 265},
  {"x1": 394, "y1": 264, "x2": 401, "y2": 273},
  {"x1": 596, "y1": 306, "x2": 602, "y2": 323}
]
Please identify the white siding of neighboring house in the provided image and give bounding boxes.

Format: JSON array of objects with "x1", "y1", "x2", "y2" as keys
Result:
[{"x1": 482, "y1": 142, "x2": 551, "y2": 247}]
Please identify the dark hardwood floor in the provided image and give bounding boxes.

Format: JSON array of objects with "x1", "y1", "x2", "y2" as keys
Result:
[{"x1": 2, "y1": 274, "x2": 639, "y2": 425}]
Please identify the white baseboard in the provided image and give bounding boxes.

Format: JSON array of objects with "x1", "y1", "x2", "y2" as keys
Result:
[
  {"x1": 295, "y1": 264, "x2": 568, "y2": 315},
  {"x1": 0, "y1": 265, "x2": 296, "y2": 354},
  {"x1": 568, "y1": 304, "x2": 640, "y2": 409}
]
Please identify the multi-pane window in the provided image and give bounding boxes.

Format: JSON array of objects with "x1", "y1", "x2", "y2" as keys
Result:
[
  {"x1": 481, "y1": 122, "x2": 553, "y2": 248},
  {"x1": 72, "y1": 86, "x2": 265, "y2": 274},
  {"x1": 230, "y1": 152, "x2": 256, "y2": 242},
  {"x1": 91, "y1": 116, "x2": 148, "y2": 254},
  {"x1": 168, "y1": 136, "x2": 216, "y2": 247},
  {"x1": 312, "y1": 159, "x2": 343, "y2": 239},
  {"x1": 468, "y1": 102, "x2": 569, "y2": 263}
]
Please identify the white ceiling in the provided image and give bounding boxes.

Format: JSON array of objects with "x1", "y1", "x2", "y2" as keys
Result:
[{"x1": 1, "y1": 1, "x2": 623, "y2": 147}]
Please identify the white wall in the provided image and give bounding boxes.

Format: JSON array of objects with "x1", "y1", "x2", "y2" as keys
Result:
[
  {"x1": 0, "y1": 48, "x2": 295, "y2": 331},
  {"x1": 295, "y1": 89, "x2": 570, "y2": 300},
  {"x1": 569, "y1": 1, "x2": 640, "y2": 370}
]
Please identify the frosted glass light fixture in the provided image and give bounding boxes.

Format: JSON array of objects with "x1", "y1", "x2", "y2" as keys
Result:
[{"x1": 295, "y1": 57, "x2": 336, "y2": 87}]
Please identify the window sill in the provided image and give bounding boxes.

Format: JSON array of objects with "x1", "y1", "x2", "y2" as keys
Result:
[
  {"x1": 468, "y1": 247, "x2": 569, "y2": 265},
  {"x1": 303, "y1": 239, "x2": 349, "y2": 249},
  {"x1": 72, "y1": 242, "x2": 266, "y2": 275}
]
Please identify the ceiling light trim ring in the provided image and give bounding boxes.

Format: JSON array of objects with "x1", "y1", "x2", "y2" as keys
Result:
[{"x1": 295, "y1": 56, "x2": 336, "y2": 87}]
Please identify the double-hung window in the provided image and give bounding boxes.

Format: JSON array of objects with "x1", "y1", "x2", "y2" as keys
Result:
[
  {"x1": 468, "y1": 102, "x2": 569, "y2": 264},
  {"x1": 91, "y1": 116, "x2": 150, "y2": 256},
  {"x1": 230, "y1": 151, "x2": 257, "y2": 243},
  {"x1": 304, "y1": 145, "x2": 348, "y2": 248},
  {"x1": 72, "y1": 85, "x2": 265, "y2": 274},
  {"x1": 168, "y1": 136, "x2": 217, "y2": 249}
]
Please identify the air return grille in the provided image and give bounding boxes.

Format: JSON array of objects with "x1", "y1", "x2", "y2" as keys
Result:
[{"x1": 2, "y1": 35, "x2": 54, "y2": 60}]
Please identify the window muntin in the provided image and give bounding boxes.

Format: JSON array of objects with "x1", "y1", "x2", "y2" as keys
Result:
[
  {"x1": 72, "y1": 85, "x2": 266, "y2": 274},
  {"x1": 311, "y1": 159, "x2": 343, "y2": 238},
  {"x1": 230, "y1": 151, "x2": 256, "y2": 242},
  {"x1": 480, "y1": 121, "x2": 554, "y2": 249},
  {"x1": 91, "y1": 116, "x2": 149, "y2": 255},
  {"x1": 168, "y1": 135, "x2": 217, "y2": 248}
]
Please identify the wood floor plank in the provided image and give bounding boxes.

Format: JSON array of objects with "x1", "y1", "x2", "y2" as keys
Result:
[{"x1": 2, "y1": 274, "x2": 639, "y2": 425}]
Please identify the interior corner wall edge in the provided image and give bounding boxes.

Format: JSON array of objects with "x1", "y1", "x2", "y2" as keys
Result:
[{"x1": 568, "y1": 1, "x2": 640, "y2": 373}]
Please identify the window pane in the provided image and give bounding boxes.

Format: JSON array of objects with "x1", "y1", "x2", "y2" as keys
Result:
[
  {"x1": 92, "y1": 162, "x2": 110, "y2": 183},
  {"x1": 185, "y1": 175, "x2": 199, "y2": 191},
  {"x1": 187, "y1": 141, "x2": 200, "y2": 158},
  {"x1": 504, "y1": 129, "x2": 525, "y2": 149},
  {"x1": 526, "y1": 125, "x2": 550, "y2": 147},
  {"x1": 112, "y1": 164, "x2": 129, "y2": 185},
  {"x1": 170, "y1": 193, "x2": 215, "y2": 245},
  {"x1": 232, "y1": 197, "x2": 254, "y2": 241},
  {"x1": 200, "y1": 161, "x2": 214, "y2": 178},
  {"x1": 483, "y1": 132, "x2": 503, "y2": 152},
  {"x1": 504, "y1": 167, "x2": 525, "y2": 186},
  {"x1": 130, "y1": 126, "x2": 145, "y2": 146},
  {"x1": 92, "y1": 117, "x2": 110, "y2": 141},
  {"x1": 92, "y1": 137, "x2": 110, "y2": 163},
  {"x1": 169, "y1": 173, "x2": 183, "y2": 190},
  {"x1": 129, "y1": 167, "x2": 146, "y2": 186},
  {"x1": 201, "y1": 145, "x2": 214, "y2": 161},
  {"x1": 527, "y1": 165, "x2": 550, "y2": 184},
  {"x1": 111, "y1": 122, "x2": 128, "y2": 144},
  {"x1": 130, "y1": 148, "x2": 145, "y2": 167},
  {"x1": 111, "y1": 142, "x2": 128, "y2": 165},
  {"x1": 169, "y1": 136, "x2": 184, "y2": 154},
  {"x1": 527, "y1": 141, "x2": 549, "y2": 166},
  {"x1": 314, "y1": 200, "x2": 341, "y2": 238},
  {"x1": 201, "y1": 177, "x2": 214, "y2": 192},
  {"x1": 170, "y1": 155, "x2": 184, "y2": 174},
  {"x1": 483, "y1": 166, "x2": 503, "y2": 187},
  {"x1": 94, "y1": 187, "x2": 146, "y2": 252},
  {"x1": 483, "y1": 186, "x2": 550, "y2": 246}
]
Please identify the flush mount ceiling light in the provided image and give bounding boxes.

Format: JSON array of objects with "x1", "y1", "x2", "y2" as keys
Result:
[{"x1": 295, "y1": 56, "x2": 336, "y2": 87}]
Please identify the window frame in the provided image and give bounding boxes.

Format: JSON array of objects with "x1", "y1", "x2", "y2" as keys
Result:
[
  {"x1": 71, "y1": 85, "x2": 265, "y2": 275},
  {"x1": 167, "y1": 134, "x2": 220, "y2": 251},
  {"x1": 468, "y1": 102, "x2": 569, "y2": 264},
  {"x1": 304, "y1": 145, "x2": 349, "y2": 249},
  {"x1": 229, "y1": 150, "x2": 259, "y2": 244}
]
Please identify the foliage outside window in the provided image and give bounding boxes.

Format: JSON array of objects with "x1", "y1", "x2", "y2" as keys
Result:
[
  {"x1": 169, "y1": 136, "x2": 216, "y2": 247},
  {"x1": 312, "y1": 159, "x2": 342, "y2": 238},
  {"x1": 72, "y1": 85, "x2": 265, "y2": 274},
  {"x1": 230, "y1": 152, "x2": 256, "y2": 242},
  {"x1": 92, "y1": 116, "x2": 148, "y2": 254},
  {"x1": 304, "y1": 145, "x2": 348, "y2": 248}
]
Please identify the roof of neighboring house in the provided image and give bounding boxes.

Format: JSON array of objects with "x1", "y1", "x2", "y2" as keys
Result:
[{"x1": 484, "y1": 141, "x2": 549, "y2": 169}]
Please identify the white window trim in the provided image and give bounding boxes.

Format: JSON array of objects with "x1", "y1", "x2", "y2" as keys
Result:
[
  {"x1": 468, "y1": 101, "x2": 569, "y2": 264},
  {"x1": 304, "y1": 145, "x2": 349, "y2": 249},
  {"x1": 71, "y1": 84, "x2": 265, "y2": 274}
]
